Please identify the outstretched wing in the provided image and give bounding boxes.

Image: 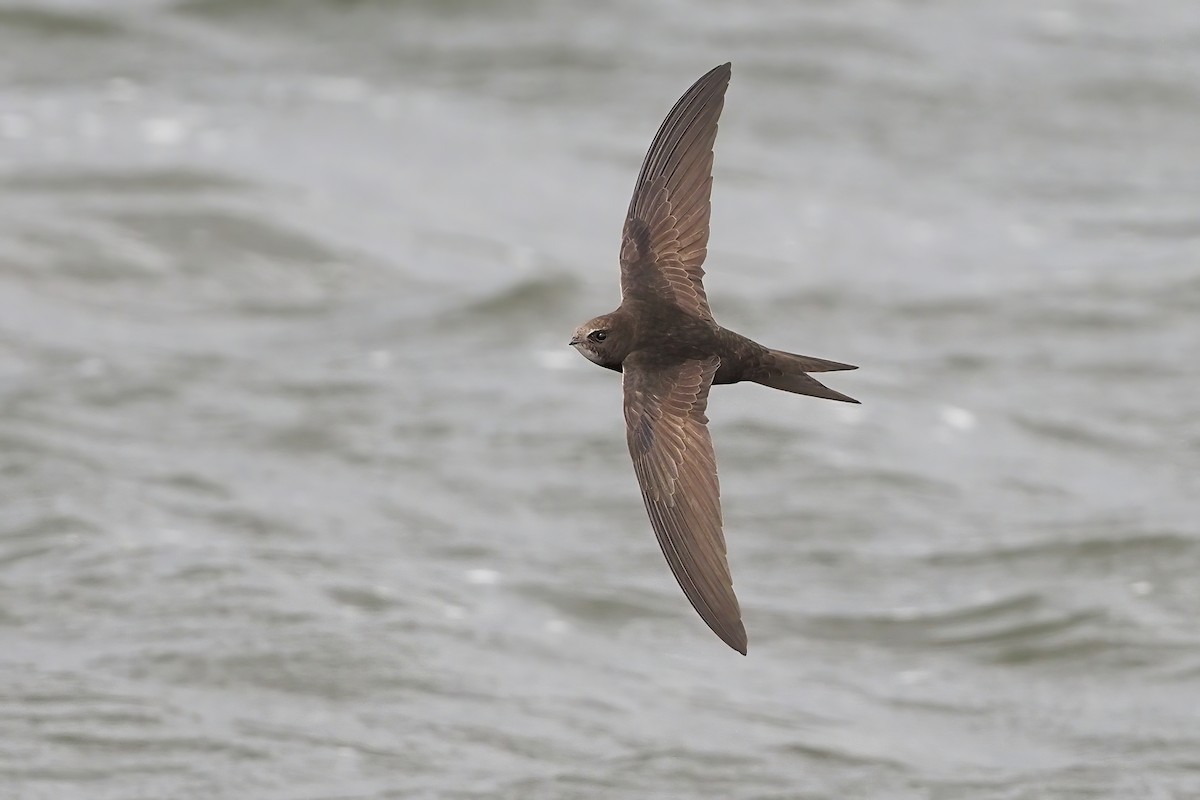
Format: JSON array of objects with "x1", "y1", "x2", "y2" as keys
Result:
[
  {"x1": 622, "y1": 353, "x2": 746, "y2": 654},
  {"x1": 620, "y1": 63, "x2": 730, "y2": 322}
]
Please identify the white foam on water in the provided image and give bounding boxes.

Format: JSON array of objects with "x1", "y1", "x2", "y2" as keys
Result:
[
  {"x1": 940, "y1": 405, "x2": 977, "y2": 432},
  {"x1": 141, "y1": 117, "x2": 188, "y2": 146},
  {"x1": 464, "y1": 568, "x2": 500, "y2": 585}
]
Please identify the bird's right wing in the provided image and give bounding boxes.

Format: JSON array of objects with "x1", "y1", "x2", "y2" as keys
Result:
[
  {"x1": 622, "y1": 353, "x2": 746, "y2": 654},
  {"x1": 619, "y1": 63, "x2": 730, "y2": 322}
]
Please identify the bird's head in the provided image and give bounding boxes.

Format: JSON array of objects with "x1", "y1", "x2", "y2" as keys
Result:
[{"x1": 569, "y1": 313, "x2": 627, "y2": 368}]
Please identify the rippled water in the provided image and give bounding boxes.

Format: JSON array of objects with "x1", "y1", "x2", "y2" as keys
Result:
[{"x1": 2, "y1": 1, "x2": 1199, "y2": 797}]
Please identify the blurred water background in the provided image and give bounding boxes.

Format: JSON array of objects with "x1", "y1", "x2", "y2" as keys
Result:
[{"x1": 2, "y1": 1, "x2": 1199, "y2": 798}]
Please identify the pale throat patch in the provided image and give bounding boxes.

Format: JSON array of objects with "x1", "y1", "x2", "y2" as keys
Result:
[{"x1": 576, "y1": 346, "x2": 606, "y2": 365}]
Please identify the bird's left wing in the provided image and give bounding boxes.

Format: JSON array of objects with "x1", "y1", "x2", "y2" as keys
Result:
[
  {"x1": 622, "y1": 353, "x2": 746, "y2": 654},
  {"x1": 619, "y1": 63, "x2": 730, "y2": 322}
]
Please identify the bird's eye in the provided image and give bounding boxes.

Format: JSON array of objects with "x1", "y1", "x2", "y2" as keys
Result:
[{"x1": 589, "y1": 330, "x2": 608, "y2": 343}]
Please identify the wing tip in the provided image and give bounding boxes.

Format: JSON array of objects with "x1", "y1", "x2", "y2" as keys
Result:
[
  {"x1": 708, "y1": 62, "x2": 732, "y2": 89},
  {"x1": 721, "y1": 625, "x2": 748, "y2": 655},
  {"x1": 708, "y1": 611, "x2": 747, "y2": 655}
]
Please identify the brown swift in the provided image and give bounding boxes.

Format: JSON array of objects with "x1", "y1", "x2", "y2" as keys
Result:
[{"x1": 569, "y1": 63, "x2": 859, "y2": 655}]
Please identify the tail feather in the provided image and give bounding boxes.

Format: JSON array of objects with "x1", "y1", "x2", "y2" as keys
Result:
[
  {"x1": 752, "y1": 349, "x2": 860, "y2": 404},
  {"x1": 771, "y1": 350, "x2": 857, "y2": 373}
]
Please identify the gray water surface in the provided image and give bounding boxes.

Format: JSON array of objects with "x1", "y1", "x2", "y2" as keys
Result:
[{"x1": 2, "y1": 1, "x2": 1200, "y2": 798}]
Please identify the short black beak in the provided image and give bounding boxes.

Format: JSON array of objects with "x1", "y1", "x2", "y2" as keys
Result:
[{"x1": 568, "y1": 337, "x2": 581, "y2": 347}]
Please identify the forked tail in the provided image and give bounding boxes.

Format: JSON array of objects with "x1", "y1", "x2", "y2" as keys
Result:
[{"x1": 751, "y1": 348, "x2": 860, "y2": 404}]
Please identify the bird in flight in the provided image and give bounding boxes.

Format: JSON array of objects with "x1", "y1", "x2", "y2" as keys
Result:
[{"x1": 569, "y1": 63, "x2": 859, "y2": 655}]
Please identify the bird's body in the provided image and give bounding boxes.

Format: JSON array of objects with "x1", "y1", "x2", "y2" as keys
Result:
[
  {"x1": 570, "y1": 63, "x2": 858, "y2": 655},
  {"x1": 575, "y1": 300, "x2": 746, "y2": 376},
  {"x1": 577, "y1": 299, "x2": 855, "y2": 393}
]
